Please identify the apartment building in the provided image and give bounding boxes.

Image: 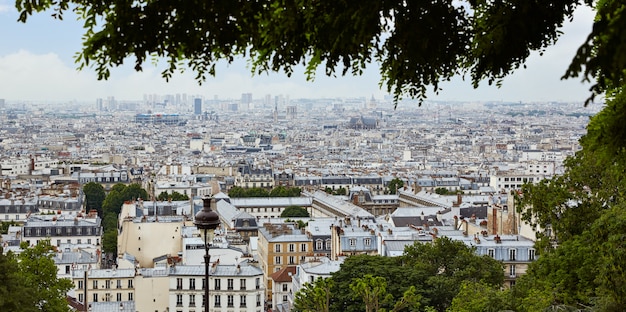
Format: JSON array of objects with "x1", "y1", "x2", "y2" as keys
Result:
[
  {"x1": 71, "y1": 268, "x2": 136, "y2": 305},
  {"x1": 257, "y1": 223, "x2": 312, "y2": 308},
  {"x1": 167, "y1": 262, "x2": 265, "y2": 312},
  {"x1": 21, "y1": 213, "x2": 102, "y2": 248}
]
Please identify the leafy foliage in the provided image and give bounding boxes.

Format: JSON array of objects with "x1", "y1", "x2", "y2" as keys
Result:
[
  {"x1": 387, "y1": 178, "x2": 404, "y2": 194},
  {"x1": 294, "y1": 238, "x2": 504, "y2": 312},
  {"x1": 83, "y1": 181, "x2": 105, "y2": 216},
  {"x1": 14, "y1": 0, "x2": 616, "y2": 104},
  {"x1": 449, "y1": 281, "x2": 512, "y2": 312},
  {"x1": 0, "y1": 240, "x2": 73, "y2": 312},
  {"x1": 101, "y1": 183, "x2": 148, "y2": 254},
  {"x1": 228, "y1": 186, "x2": 301, "y2": 198},
  {"x1": 509, "y1": 87, "x2": 626, "y2": 310},
  {"x1": 293, "y1": 277, "x2": 333, "y2": 312},
  {"x1": 280, "y1": 205, "x2": 310, "y2": 218},
  {"x1": 156, "y1": 191, "x2": 190, "y2": 201}
]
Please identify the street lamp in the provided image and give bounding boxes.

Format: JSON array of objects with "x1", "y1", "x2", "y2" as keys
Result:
[{"x1": 194, "y1": 197, "x2": 220, "y2": 312}]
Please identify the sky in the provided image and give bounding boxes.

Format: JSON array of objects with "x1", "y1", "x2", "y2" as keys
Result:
[{"x1": 0, "y1": 1, "x2": 597, "y2": 103}]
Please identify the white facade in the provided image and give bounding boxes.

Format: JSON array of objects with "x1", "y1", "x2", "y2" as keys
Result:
[{"x1": 167, "y1": 263, "x2": 265, "y2": 312}]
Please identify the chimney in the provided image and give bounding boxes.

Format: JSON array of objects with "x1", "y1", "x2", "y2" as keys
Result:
[
  {"x1": 493, "y1": 207, "x2": 498, "y2": 235},
  {"x1": 457, "y1": 193, "x2": 462, "y2": 205}
]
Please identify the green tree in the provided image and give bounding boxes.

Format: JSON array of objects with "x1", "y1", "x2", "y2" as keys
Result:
[
  {"x1": 100, "y1": 183, "x2": 148, "y2": 254},
  {"x1": 335, "y1": 186, "x2": 347, "y2": 196},
  {"x1": 270, "y1": 185, "x2": 289, "y2": 197},
  {"x1": 15, "y1": 240, "x2": 74, "y2": 312},
  {"x1": 449, "y1": 281, "x2": 512, "y2": 312},
  {"x1": 15, "y1": 0, "x2": 622, "y2": 105},
  {"x1": 387, "y1": 178, "x2": 404, "y2": 195},
  {"x1": 83, "y1": 181, "x2": 106, "y2": 216},
  {"x1": 280, "y1": 206, "x2": 310, "y2": 218},
  {"x1": 293, "y1": 277, "x2": 334, "y2": 312},
  {"x1": 0, "y1": 221, "x2": 18, "y2": 234},
  {"x1": 506, "y1": 88, "x2": 626, "y2": 311},
  {"x1": 402, "y1": 237, "x2": 504, "y2": 311},
  {"x1": 157, "y1": 191, "x2": 189, "y2": 201},
  {"x1": 0, "y1": 246, "x2": 34, "y2": 311},
  {"x1": 350, "y1": 275, "x2": 390, "y2": 312},
  {"x1": 228, "y1": 186, "x2": 246, "y2": 198}
]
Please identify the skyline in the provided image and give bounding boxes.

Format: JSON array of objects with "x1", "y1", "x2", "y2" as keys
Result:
[{"x1": 0, "y1": 2, "x2": 597, "y2": 103}]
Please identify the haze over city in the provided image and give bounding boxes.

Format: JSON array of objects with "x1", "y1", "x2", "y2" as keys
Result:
[{"x1": 0, "y1": 1, "x2": 596, "y2": 103}]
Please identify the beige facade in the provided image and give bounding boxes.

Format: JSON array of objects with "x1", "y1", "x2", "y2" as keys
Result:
[
  {"x1": 117, "y1": 215, "x2": 186, "y2": 268},
  {"x1": 71, "y1": 269, "x2": 135, "y2": 305},
  {"x1": 257, "y1": 223, "x2": 312, "y2": 308},
  {"x1": 134, "y1": 269, "x2": 170, "y2": 312}
]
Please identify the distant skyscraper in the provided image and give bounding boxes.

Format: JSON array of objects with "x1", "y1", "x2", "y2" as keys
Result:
[
  {"x1": 241, "y1": 93, "x2": 252, "y2": 110},
  {"x1": 194, "y1": 98, "x2": 202, "y2": 115},
  {"x1": 0, "y1": 98, "x2": 5, "y2": 109}
]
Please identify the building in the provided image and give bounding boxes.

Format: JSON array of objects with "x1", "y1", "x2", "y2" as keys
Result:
[
  {"x1": 21, "y1": 213, "x2": 103, "y2": 248},
  {"x1": 167, "y1": 262, "x2": 265, "y2": 312},
  {"x1": 270, "y1": 266, "x2": 296, "y2": 311},
  {"x1": 71, "y1": 268, "x2": 136, "y2": 305},
  {"x1": 194, "y1": 98, "x2": 202, "y2": 115},
  {"x1": 257, "y1": 223, "x2": 312, "y2": 308}
]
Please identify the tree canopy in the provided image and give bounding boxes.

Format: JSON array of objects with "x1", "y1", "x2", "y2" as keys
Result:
[
  {"x1": 0, "y1": 240, "x2": 73, "y2": 312},
  {"x1": 280, "y1": 205, "x2": 310, "y2": 218},
  {"x1": 509, "y1": 86, "x2": 626, "y2": 311},
  {"x1": 293, "y1": 238, "x2": 503, "y2": 312},
  {"x1": 14, "y1": 0, "x2": 622, "y2": 104},
  {"x1": 83, "y1": 182, "x2": 105, "y2": 217}
]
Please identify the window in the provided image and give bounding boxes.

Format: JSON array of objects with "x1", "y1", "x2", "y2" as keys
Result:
[
  {"x1": 282, "y1": 284, "x2": 288, "y2": 292},
  {"x1": 509, "y1": 249, "x2": 517, "y2": 261},
  {"x1": 240, "y1": 279, "x2": 246, "y2": 290},
  {"x1": 117, "y1": 280, "x2": 122, "y2": 289},
  {"x1": 214, "y1": 278, "x2": 221, "y2": 290},
  {"x1": 301, "y1": 243, "x2": 307, "y2": 252},
  {"x1": 176, "y1": 294, "x2": 183, "y2": 307},
  {"x1": 488, "y1": 248, "x2": 495, "y2": 258},
  {"x1": 509, "y1": 265, "x2": 516, "y2": 277},
  {"x1": 349, "y1": 238, "x2": 357, "y2": 246},
  {"x1": 289, "y1": 256, "x2": 295, "y2": 264},
  {"x1": 202, "y1": 278, "x2": 206, "y2": 290},
  {"x1": 128, "y1": 293, "x2": 133, "y2": 301},
  {"x1": 528, "y1": 249, "x2": 536, "y2": 261},
  {"x1": 227, "y1": 278, "x2": 234, "y2": 290},
  {"x1": 78, "y1": 293, "x2": 83, "y2": 303},
  {"x1": 289, "y1": 244, "x2": 295, "y2": 252},
  {"x1": 364, "y1": 238, "x2": 371, "y2": 246},
  {"x1": 105, "y1": 280, "x2": 111, "y2": 289},
  {"x1": 128, "y1": 280, "x2": 133, "y2": 288},
  {"x1": 214, "y1": 295, "x2": 221, "y2": 307},
  {"x1": 105, "y1": 293, "x2": 111, "y2": 302},
  {"x1": 275, "y1": 244, "x2": 281, "y2": 252},
  {"x1": 257, "y1": 294, "x2": 261, "y2": 307},
  {"x1": 325, "y1": 239, "x2": 331, "y2": 250},
  {"x1": 283, "y1": 295, "x2": 288, "y2": 302},
  {"x1": 240, "y1": 295, "x2": 247, "y2": 307},
  {"x1": 275, "y1": 256, "x2": 281, "y2": 264},
  {"x1": 189, "y1": 278, "x2": 196, "y2": 290},
  {"x1": 93, "y1": 293, "x2": 98, "y2": 303},
  {"x1": 177, "y1": 278, "x2": 183, "y2": 290},
  {"x1": 227, "y1": 295, "x2": 234, "y2": 307},
  {"x1": 189, "y1": 294, "x2": 196, "y2": 307},
  {"x1": 78, "y1": 280, "x2": 84, "y2": 289},
  {"x1": 93, "y1": 280, "x2": 98, "y2": 289},
  {"x1": 116, "y1": 293, "x2": 122, "y2": 301},
  {"x1": 256, "y1": 278, "x2": 260, "y2": 289},
  {"x1": 316, "y1": 240, "x2": 323, "y2": 250}
]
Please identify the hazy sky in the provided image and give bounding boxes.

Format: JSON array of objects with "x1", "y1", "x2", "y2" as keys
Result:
[{"x1": 0, "y1": 1, "x2": 596, "y2": 103}]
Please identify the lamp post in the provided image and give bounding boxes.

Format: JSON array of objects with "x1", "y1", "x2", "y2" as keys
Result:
[{"x1": 194, "y1": 197, "x2": 220, "y2": 312}]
